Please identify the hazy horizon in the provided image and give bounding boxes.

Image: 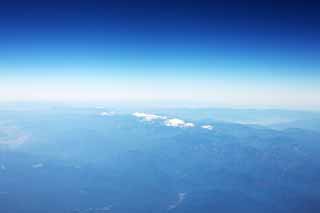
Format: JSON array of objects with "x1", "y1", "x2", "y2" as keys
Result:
[{"x1": 1, "y1": 1, "x2": 320, "y2": 110}]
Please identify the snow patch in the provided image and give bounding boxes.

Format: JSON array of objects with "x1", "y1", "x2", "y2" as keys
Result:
[
  {"x1": 32, "y1": 163, "x2": 44, "y2": 169},
  {"x1": 100, "y1": 111, "x2": 115, "y2": 116},
  {"x1": 132, "y1": 112, "x2": 167, "y2": 121},
  {"x1": 164, "y1": 119, "x2": 194, "y2": 128},
  {"x1": 201, "y1": 125, "x2": 213, "y2": 130}
]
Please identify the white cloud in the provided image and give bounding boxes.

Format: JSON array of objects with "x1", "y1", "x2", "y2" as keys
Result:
[
  {"x1": 201, "y1": 125, "x2": 213, "y2": 130},
  {"x1": 100, "y1": 111, "x2": 115, "y2": 116},
  {"x1": 132, "y1": 112, "x2": 167, "y2": 121},
  {"x1": 164, "y1": 118, "x2": 195, "y2": 128}
]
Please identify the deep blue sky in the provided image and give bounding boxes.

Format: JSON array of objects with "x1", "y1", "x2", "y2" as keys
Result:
[{"x1": 1, "y1": 0, "x2": 320, "y2": 109}]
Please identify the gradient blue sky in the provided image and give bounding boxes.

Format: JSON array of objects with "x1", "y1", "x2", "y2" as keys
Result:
[{"x1": 1, "y1": 0, "x2": 320, "y2": 109}]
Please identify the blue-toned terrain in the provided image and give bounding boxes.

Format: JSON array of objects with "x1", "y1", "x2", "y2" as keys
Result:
[{"x1": 1, "y1": 105, "x2": 320, "y2": 213}]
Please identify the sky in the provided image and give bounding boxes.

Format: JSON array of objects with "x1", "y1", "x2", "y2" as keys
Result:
[{"x1": 0, "y1": 0, "x2": 320, "y2": 109}]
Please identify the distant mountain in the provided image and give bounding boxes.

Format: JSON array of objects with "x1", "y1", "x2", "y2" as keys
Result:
[
  {"x1": 270, "y1": 119, "x2": 320, "y2": 132},
  {"x1": 1, "y1": 108, "x2": 320, "y2": 213},
  {"x1": 151, "y1": 108, "x2": 320, "y2": 125}
]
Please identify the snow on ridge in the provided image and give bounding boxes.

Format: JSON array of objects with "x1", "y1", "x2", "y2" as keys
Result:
[
  {"x1": 201, "y1": 125, "x2": 213, "y2": 130},
  {"x1": 132, "y1": 112, "x2": 196, "y2": 128},
  {"x1": 164, "y1": 118, "x2": 195, "y2": 128},
  {"x1": 132, "y1": 112, "x2": 167, "y2": 121},
  {"x1": 100, "y1": 111, "x2": 115, "y2": 116},
  {"x1": 32, "y1": 163, "x2": 44, "y2": 169},
  {"x1": 168, "y1": 192, "x2": 187, "y2": 210}
]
